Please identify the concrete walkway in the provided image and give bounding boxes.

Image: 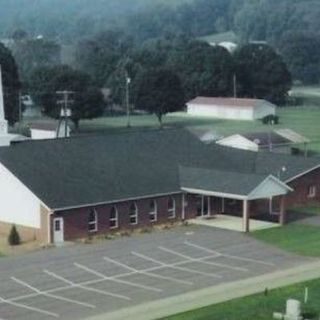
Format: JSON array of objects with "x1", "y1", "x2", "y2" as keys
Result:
[
  {"x1": 189, "y1": 215, "x2": 279, "y2": 232},
  {"x1": 85, "y1": 260, "x2": 320, "y2": 320}
]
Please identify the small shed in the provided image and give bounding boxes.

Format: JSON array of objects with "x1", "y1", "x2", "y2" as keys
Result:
[
  {"x1": 186, "y1": 97, "x2": 276, "y2": 121},
  {"x1": 217, "y1": 129, "x2": 310, "y2": 155}
]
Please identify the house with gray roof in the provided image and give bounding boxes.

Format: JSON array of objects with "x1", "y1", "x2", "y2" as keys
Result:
[{"x1": 0, "y1": 129, "x2": 318, "y2": 244}]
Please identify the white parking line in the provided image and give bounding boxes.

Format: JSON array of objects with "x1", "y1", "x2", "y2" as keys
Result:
[
  {"x1": 184, "y1": 241, "x2": 275, "y2": 267},
  {"x1": 0, "y1": 296, "x2": 59, "y2": 318},
  {"x1": 74, "y1": 263, "x2": 162, "y2": 293},
  {"x1": 11, "y1": 277, "x2": 95, "y2": 309},
  {"x1": 132, "y1": 252, "x2": 222, "y2": 279},
  {"x1": 158, "y1": 246, "x2": 248, "y2": 272},
  {"x1": 103, "y1": 256, "x2": 193, "y2": 286},
  {"x1": 43, "y1": 269, "x2": 131, "y2": 301}
]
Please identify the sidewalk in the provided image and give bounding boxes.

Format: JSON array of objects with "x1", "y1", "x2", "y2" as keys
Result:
[{"x1": 85, "y1": 260, "x2": 320, "y2": 320}]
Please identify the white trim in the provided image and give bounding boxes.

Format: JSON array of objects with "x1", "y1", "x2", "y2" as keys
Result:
[
  {"x1": 109, "y1": 206, "x2": 118, "y2": 229},
  {"x1": 129, "y1": 202, "x2": 138, "y2": 225},
  {"x1": 247, "y1": 175, "x2": 293, "y2": 200},
  {"x1": 285, "y1": 164, "x2": 320, "y2": 183},
  {"x1": 149, "y1": 200, "x2": 157, "y2": 222},
  {"x1": 307, "y1": 185, "x2": 317, "y2": 198},
  {"x1": 182, "y1": 193, "x2": 186, "y2": 220},
  {"x1": 182, "y1": 187, "x2": 248, "y2": 200},
  {"x1": 168, "y1": 197, "x2": 176, "y2": 219},
  {"x1": 52, "y1": 191, "x2": 181, "y2": 212},
  {"x1": 47, "y1": 210, "x2": 52, "y2": 244},
  {"x1": 88, "y1": 209, "x2": 98, "y2": 233}
]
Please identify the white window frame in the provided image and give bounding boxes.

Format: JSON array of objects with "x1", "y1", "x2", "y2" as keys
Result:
[
  {"x1": 129, "y1": 202, "x2": 138, "y2": 225},
  {"x1": 109, "y1": 206, "x2": 118, "y2": 229},
  {"x1": 308, "y1": 185, "x2": 316, "y2": 198},
  {"x1": 88, "y1": 209, "x2": 98, "y2": 232},
  {"x1": 149, "y1": 200, "x2": 157, "y2": 222},
  {"x1": 168, "y1": 197, "x2": 176, "y2": 219}
]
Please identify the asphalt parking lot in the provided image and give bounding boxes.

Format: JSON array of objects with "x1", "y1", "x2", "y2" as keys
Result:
[{"x1": 0, "y1": 225, "x2": 310, "y2": 320}]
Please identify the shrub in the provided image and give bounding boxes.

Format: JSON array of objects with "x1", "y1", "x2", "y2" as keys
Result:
[
  {"x1": 262, "y1": 114, "x2": 279, "y2": 125},
  {"x1": 8, "y1": 225, "x2": 21, "y2": 246}
]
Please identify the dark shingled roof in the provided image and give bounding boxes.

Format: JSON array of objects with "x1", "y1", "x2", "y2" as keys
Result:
[
  {"x1": 179, "y1": 166, "x2": 269, "y2": 196},
  {"x1": 242, "y1": 131, "x2": 291, "y2": 146},
  {"x1": 0, "y1": 129, "x2": 318, "y2": 210}
]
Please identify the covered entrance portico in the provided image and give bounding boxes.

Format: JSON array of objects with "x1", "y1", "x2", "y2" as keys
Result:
[{"x1": 180, "y1": 167, "x2": 293, "y2": 232}]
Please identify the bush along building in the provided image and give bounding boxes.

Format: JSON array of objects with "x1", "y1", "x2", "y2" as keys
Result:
[{"x1": 0, "y1": 129, "x2": 319, "y2": 245}]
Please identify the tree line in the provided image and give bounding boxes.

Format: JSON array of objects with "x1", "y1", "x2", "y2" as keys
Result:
[{"x1": 0, "y1": 33, "x2": 291, "y2": 127}]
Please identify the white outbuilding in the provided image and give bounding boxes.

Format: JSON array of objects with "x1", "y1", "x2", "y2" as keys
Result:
[{"x1": 186, "y1": 97, "x2": 276, "y2": 121}]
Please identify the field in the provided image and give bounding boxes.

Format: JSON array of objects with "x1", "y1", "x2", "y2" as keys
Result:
[
  {"x1": 75, "y1": 107, "x2": 320, "y2": 152},
  {"x1": 20, "y1": 105, "x2": 320, "y2": 154},
  {"x1": 161, "y1": 278, "x2": 320, "y2": 320},
  {"x1": 252, "y1": 224, "x2": 320, "y2": 257}
]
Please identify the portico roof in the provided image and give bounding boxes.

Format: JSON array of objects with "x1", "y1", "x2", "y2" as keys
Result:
[{"x1": 179, "y1": 166, "x2": 292, "y2": 200}]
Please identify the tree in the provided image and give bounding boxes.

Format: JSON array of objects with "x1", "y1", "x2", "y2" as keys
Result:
[
  {"x1": 279, "y1": 32, "x2": 320, "y2": 84},
  {"x1": 135, "y1": 68, "x2": 185, "y2": 126},
  {"x1": 167, "y1": 39, "x2": 235, "y2": 100},
  {"x1": 12, "y1": 38, "x2": 61, "y2": 82},
  {"x1": 234, "y1": 44, "x2": 292, "y2": 105},
  {"x1": 8, "y1": 225, "x2": 21, "y2": 246},
  {"x1": 29, "y1": 65, "x2": 104, "y2": 129},
  {"x1": 75, "y1": 30, "x2": 133, "y2": 87},
  {"x1": 0, "y1": 43, "x2": 21, "y2": 125}
]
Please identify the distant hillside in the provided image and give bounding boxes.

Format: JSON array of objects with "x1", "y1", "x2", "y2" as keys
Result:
[{"x1": 0, "y1": 0, "x2": 194, "y2": 42}]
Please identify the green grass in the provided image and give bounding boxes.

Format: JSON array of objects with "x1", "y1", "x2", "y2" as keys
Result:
[
  {"x1": 20, "y1": 105, "x2": 320, "y2": 153},
  {"x1": 161, "y1": 278, "x2": 320, "y2": 320},
  {"x1": 252, "y1": 224, "x2": 320, "y2": 257}
]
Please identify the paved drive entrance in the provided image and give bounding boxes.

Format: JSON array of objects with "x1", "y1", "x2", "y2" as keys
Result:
[{"x1": 0, "y1": 225, "x2": 312, "y2": 320}]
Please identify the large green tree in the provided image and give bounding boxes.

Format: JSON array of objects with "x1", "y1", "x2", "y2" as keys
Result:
[
  {"x1": 167, "y1": 39, "x2": 234, "y2": 100},
  {"x1": 29, "y1": 65, "x2": 104, "y2": 128},
  {"x1": 279, "y1": 32, "x2": 320, "y2": 84},
  {"x1": 234, "y1": 44, "x2": 292, "y2": 105},
  {"x1": 135, "y1": 68, "x2": 185, "y2": 126},
  {"x1": 12, "y1": 38, "x2": 61, "y2": 83},
  {"x1": 0, "y1": 43, "x2": 21, "y2": 125},
  {"x1": 75, "y1": 30, "x2": 133, "y2": 87}
]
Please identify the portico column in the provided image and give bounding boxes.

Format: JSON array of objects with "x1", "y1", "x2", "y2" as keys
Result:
[
  {"x1": 243, "y1": 199, "x2": 250, "y2": 233},
  {"x1": 279, "y1": 195, "x2": 286, "y2": 225}
]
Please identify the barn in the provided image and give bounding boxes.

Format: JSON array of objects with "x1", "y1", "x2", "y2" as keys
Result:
[
  {"x1": 0, "y1": 129, "x2": 319, "y2": 245},
  {"x1": 186, "y1": 97, "x2": 276, "y2": 120}
]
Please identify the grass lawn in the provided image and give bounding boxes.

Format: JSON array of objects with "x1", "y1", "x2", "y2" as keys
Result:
[
  {"x1": 79, "y1": 107, "x2": 320, "y2": 152},
  {"x1": 19, "y1": 105, "x2": 320, "y2": 152},
  {"x1": 251, "y1": 224, "x2": 320, "y2": 257},
  {"x1": 161, "y1": 278, "x2": 320, "y2": 320}
]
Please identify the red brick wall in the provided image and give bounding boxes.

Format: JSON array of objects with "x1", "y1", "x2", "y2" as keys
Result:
[
  {"x1": 286, "y1": 167, "x2": 320, "y2": 205},
  {"x1": 52, "y1": 194, "x2": 185, "y2": 241}
]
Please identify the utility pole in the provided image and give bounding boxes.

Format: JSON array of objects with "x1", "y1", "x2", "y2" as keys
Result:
[
  {"x1": 125, "y1": 71, "x2": 131, "y2": 128},
  {"x1": 56, "y1": 90, "x2": 74, "y2": 138}
]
